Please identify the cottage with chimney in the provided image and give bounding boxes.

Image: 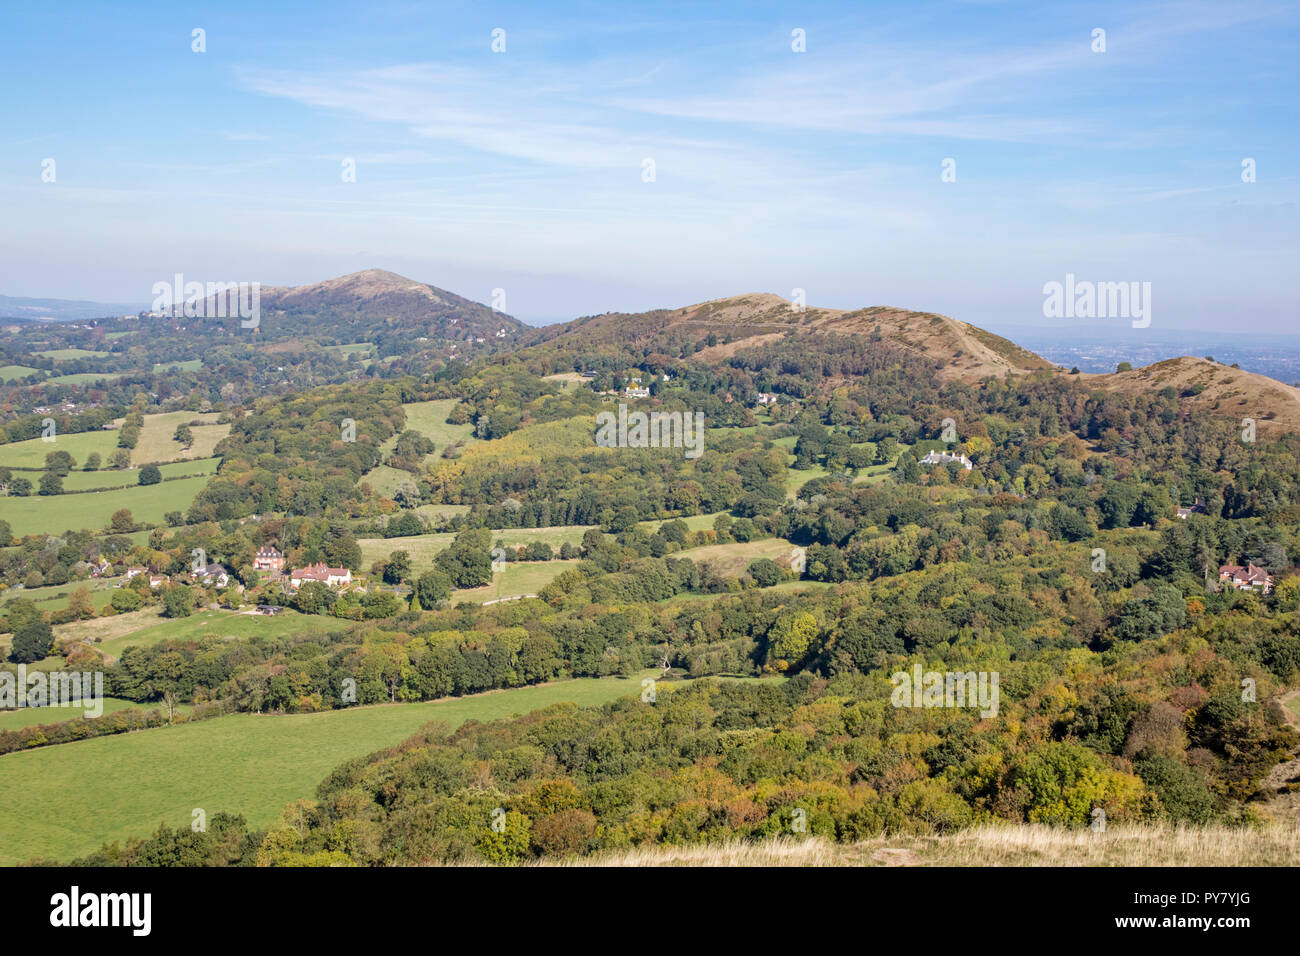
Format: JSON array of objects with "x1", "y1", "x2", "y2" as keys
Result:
[
  {"x1": 288, "y1": 563, "x2": 353, "y2": 590},
  {"x1": 253, "y1": 546, "x2": 284, "y2": 572},
  {"x1": 1219, "y1": 562, "x2": 1273, "y2": 594}
]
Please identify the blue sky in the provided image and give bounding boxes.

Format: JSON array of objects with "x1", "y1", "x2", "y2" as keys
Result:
[{"x1": 1, "y1": 0, "x2": 1296, "y2": 333}]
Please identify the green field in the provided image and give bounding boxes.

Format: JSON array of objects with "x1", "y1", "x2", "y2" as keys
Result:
[
  {"x1": 361, "y1": 400, "x2": 473, "y2": 496},
  {"x1": 0, "y1": 474, "x2": 211, "y2": 537},
  {"x1": 59, "y1": 456, "x2": 219, "y2": 492},
  {"x1": 399, "y1": 399, "x2": 474, "y2": 449},
  {"x1": 45, "y1": 372, "x2": 125, "y2": 384},
  {"x1": 784, "y1": 440, "x2": 899, "y2": 496},
  {"x1": 0, "y1": 429, "x2": 121, "y2": 469},
  {"x1": 324, "y1": 343, "x2": 375, "y2": 360},
  {"x1": 359, "y1": 524, "x2": 594, "y2": 567},
  {"x1": 153, "y1": 359, "x2": 202, "y2": 373},
  {"x1": 0, "y1": 365, "x2": 42, "y2": 383},
  {"x1": 128, "y1": 411, "x2": 228, "y2": 465},
  {"x1": 455, "y1": 559, "x2": 579, "y2": 603},
  {"x1": 785, "y1": 460, "x2": 894, "y2": 496},
  {"x1": 35, "y1": 348, "x2": 110, "y2": 360},
  {"x1": 362, "y1": 516, "x2": 766, "y2": 570},
  {"x1": 675, "y1": 537, "x2": 795, "y2": 574},
  {"x1": 359, "y1": 464, "x2": 418, "y2": 499},
  {"x1": 410, "y1": 503, "x2": 470, "y2": 523},
  {"x1": 95, "y1": 608, "x2": 350, "y2": 660},
  {"x1": 641, "y1": 511, "x2": 730, "y2": 534},
  {"x1": 0, "y1": 696, "x2": 188, "y2": 731},
  {"x1": 542, "y1": 372, "x2": 588, "y2": 387},
  {"x1": 361, "y1": 399, "x2": 475, "y2": 494},
  {"x1": 3, "y1": 577, "x2": 125, "y2": 613},
  {"x1": 0, "y1": 415, "x2": 227, "y2": 472},
  {"x1": 0, "y1": 673, "x2": 658, "y2": 864}
]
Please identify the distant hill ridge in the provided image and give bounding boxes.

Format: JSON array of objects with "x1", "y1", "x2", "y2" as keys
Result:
[
  {"x1": 210, "y1": 268, "x2": 526, "y2": 342},
  {"x1": 531, "y1": 290, "x2": 1300, "y2": 432},
  {"x1": 7, "y1": 272, "x2": 1300, "y2": 434}
]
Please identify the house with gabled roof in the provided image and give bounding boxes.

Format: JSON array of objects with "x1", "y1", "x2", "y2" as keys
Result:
[
  {"x1": 920, "y1": 450, "x2": 973, "y2": 471},
  {"x1": 1219, "y1": 561, "x2": 1273, "y2": 594},
  {"x1": 253, "y1": 545, "x2": 284, "y2": 572},
  {"x1": 190, "y1": 563, "x2": 232, "y2": 588},
  {"x1": 288, "y1": 563, "x2": 352, "y2": 590}
]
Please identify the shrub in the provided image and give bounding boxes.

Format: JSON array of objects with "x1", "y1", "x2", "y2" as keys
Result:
[{"x1": 110, "y1": 589, "x2": 143, "y2": 613}]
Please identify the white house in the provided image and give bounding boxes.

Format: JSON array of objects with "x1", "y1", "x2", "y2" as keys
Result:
[
  {"x1": 920, "y1": 451, "x2": 973, "y2": 471},
  {"x1": 190, "y1": 563, "x2": 232, "y2": 588},
  {"x1": 289, "y1": 564, "x2": 353, "y2": 590}
]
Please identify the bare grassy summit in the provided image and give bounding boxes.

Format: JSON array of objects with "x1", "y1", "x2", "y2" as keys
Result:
[{"x1": 1085, "y1": 356, "x2": 1300, "y2": 436}]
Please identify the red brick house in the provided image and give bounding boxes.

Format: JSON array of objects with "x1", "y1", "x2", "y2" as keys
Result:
[
  {"x1": 253, "y1": 546, "x2": 284, "y2": 572},
  {"x1": 1219, "y1": 562, "x2": 1273, "y2": 594}
]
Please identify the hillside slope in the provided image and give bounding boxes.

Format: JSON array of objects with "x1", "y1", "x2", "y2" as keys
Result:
[
  {"x1": 1086, "y1": 356, "x2": 1300, "y2": 435},
  {"x1": 532, "y1": 292, "x2": 1056, "y2": 382},
  {"x1": 532, "y1": 292, "x2": 1300, "y2": 430},
  {"x1": 191, "y1": 268, "x2": 524, "y2": 344}
]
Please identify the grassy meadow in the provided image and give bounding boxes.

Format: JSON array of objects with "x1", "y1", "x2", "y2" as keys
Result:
[
  {"x1": 400, "y1": 399, "x2": 474, "y2": 448},
  {"x1": 92, "y1": 608, "x2": 350, "y2": 661},
  {"x1": 0, "y1": 696, "x2": 188, "y2": 731},
  {"x1": 0, "y1": 673, "x2": 657, "y2": 864},
  {"x1": 34, "y1": 348, "x2": 110, "y2": 359},
  {"x1": 0, "y1": 429, "x2": 121, "y2": 469},
  {"x1": 152, "y1": 359, "x2": 203, "y2": 373},
  {"x1": 127, "y1": 411, "x2": 228, "y2": 465},
  {"x1": 359, "y1": 398, "x2": 475, "y2": 497},
  {"x1": 0, "y1": 365, "x2": 42, "y2": 382},
  {"x1": 5, "y1": 577, "x2": 126, "y2": 615},
  {"x1": 359, "y1": 524, "x2": 595, "y2": 567},
  {"x1": 0, "y1": 474, "x2": 210, "y2": 536},
  {"x1": 59, "y1": 456, "x2": 219, "y2": 492},
  {"x1": 454, "y1": 560, "x2": 579, "y2": 603},
  {"x1": 45, "y1": 372, "x2": 125, "y2": 384},
  {"x1": 674, "y1": 537, "x2": 795, "y2": 575}
]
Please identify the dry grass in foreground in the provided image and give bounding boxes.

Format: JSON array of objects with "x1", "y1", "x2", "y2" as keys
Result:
[{"x1": 539, "y1": 823, "x2": 1300, "y2": 867}]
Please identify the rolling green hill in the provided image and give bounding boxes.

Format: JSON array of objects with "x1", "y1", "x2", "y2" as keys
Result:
[{"x1": 0, "y1": 673, "x2": 655, "y2": 865}]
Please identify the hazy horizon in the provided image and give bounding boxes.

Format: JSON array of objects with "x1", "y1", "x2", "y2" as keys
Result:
[{"x1": 5, "y1": 276, "x2": 1300, "y2": 345}]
